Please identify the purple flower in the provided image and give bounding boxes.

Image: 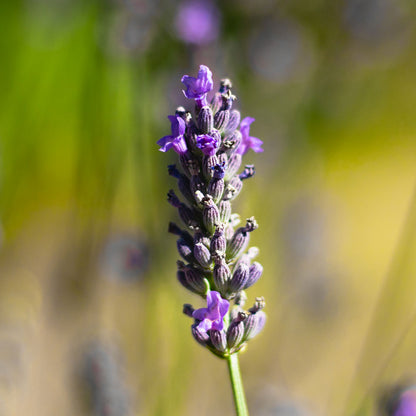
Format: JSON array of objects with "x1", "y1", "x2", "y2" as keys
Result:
[
  {"x1": 192, "y1": 291, "x2": 229, "y2": 332},
  {"x1": 181, "y1": 65, "x2": 213, "y2": 107},
  {"x1": 196, "y1": 133, "x2": 219, "y2": 156},
  {"x1": 157, "y1": 115, "x2": 187, "y2": 154},
  {"x1": 395, "y1": 389, "x2": 416, "y2": 416},
  {"x1": 235, "y1": 117, "x2": 264, "y2": 155},
  {"x1": 174, "y1": 0, "x2": 220, "y2": 46}
]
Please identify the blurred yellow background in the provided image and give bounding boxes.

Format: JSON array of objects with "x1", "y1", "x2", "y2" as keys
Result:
[{"x1": 1, "y1": 0, "x2": 416, "y2": 415}]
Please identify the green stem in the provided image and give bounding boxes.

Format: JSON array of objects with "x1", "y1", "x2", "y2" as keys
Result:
[{"x1": 227, "y1": 353, "x2": 249, "y2": 416}]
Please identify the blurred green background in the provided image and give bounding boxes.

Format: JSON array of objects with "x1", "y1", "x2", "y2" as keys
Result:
[{"x1": 1, "y1": 0, "x2": 416, "y2": 415}]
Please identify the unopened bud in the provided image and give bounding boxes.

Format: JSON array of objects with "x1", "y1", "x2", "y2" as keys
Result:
[
  {"x1": 229, "y1": 263, "x2": 250, "y2": 293},
  {"x1": 198, "y1": 106, "x2": 213, "y2": 134},
  {"x1": 210, "y1": 329, "x2": 227, "y2": 353},
  {"x1": 202, "y1": 196, "x2": 220, "y2": 235},
  {"x1": 244, "y1": 262, "x2": 263, "y2": 289},
  {"x1": 194, "y1": 243, "x2": 212, "y2": 269}
]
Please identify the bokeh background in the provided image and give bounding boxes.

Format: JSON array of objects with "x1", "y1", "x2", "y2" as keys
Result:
[{"x1": 1, "y1": 0, "x2": 416, "y2": 415}]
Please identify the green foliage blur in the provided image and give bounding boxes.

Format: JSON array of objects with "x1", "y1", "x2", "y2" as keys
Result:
[{"x1": 1, "y1": 0, "x2": 416, "y2": 415}]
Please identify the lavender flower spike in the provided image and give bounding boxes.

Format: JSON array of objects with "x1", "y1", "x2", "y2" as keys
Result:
[
  {"x1": 157, "y1": 115, "x2": 187, "y2": 154},
  {"x1": 182, "y1": 65, "x2": 213, "y2": 108},
  {"x1": 192, "y1": 290, "x2": 229, "y2": 332},
  {"x1": 235, "y1": 117, "x2": 263, "y2": 155}
]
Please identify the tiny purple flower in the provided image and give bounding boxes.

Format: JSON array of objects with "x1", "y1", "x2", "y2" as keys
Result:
[
  {"x1": 196, "y1": 133, "x2": 219, "y2": 156},
  {"x1": 157, "y1": 115, "x2": 187, "y2": 154},
  {"x1": 395, "y1": 389, "x2": 416, "y2": 416},
  {"x1": 235, "y1": 117, "x2": 264, "y2": 155},
  {"x1": 192, "y1": 291, "x2": 229, "y2": 332},
  {"x1": 181, "y1": 65, "x2": 213, "y2": 107}
]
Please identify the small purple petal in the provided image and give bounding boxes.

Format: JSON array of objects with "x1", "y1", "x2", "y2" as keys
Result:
[
  {"x1": 196, "y1": 134, "x2": 219, "y2": 156},
  {"x1": 192, "y1": 307, "x2": 208, "y2": 321},
  {"x1": 192, "y1": 290, "x2": 229, "y2": 333},
  {"x1": 236, "y1": 117, "x2": 263, "y2": 155},
  {"x1": 158, "y1": 116, "x2": 188, "y2": 154},
  {"x1": 181, "y1": 65, "x2": 214, "y2": 100}
]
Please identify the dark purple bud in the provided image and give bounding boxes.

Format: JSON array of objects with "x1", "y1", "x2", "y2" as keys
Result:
[
  {"x1": 224, "y1": 110, "x2": 241, "y2": 136},
  {"x1": 244, "y1": 262, "x2": 263, "y2": 289},
  {"x1": 183, "y1": 304, "x2": 195, "y2": 317},
  {"x1": 214, "y1": 109, "x2": 230, "y2": 132},
  {"x1": 244, "y1": 310, "x2": 266, "y2": 341},
  {"x1": 211, "y1": 92, "x2": 223, "y2": 115},
  {"x1": 198, "y1": 106, "x2": 213, "y2": 134},
  {"x1": 194, "y1": 230, "x2": 211, "y2": 248},
  {"x1": 192, "y1": 323, "x2": 210, "y2": 346},
  {"x1": 202, "y1": 195, "x2": 220, "y2": 234},
  {"x1": 226, "y1": 218, "x2": 258, "y2": 261},
  {"x1": 223, "y1": 176, "x2": 243, "y2": 201},
  {"x1": 225, "y1": 153, "x2": 242, "y2": 181},
  {"x1": 213, "y1": 255, "x2": 231, "y2": 294},
  {"x1": 229, "y1": 263, "x2": 250, "y2": 293},
  {"x1": 210, "y1": 329, "x2": 227, "y2": 353},
  {"x1": 218, "y1": 200, "x2": 231, "y2": 224},
  {"x1": 210, "y1": 224, "x2": 227, "y2": 254},
  {"x1": 239, "y1": 165, "x2": 255, "y2": 181},
  {"x1": 227, "y1": 313, "x2": 247, "y2": 350},
  {"x1": 202, "y1": 154, "x2": 219, "y2": 179},
  {"x1": 178, "y1": 269, "x2": 200, "y2": 294},
  {"x1": 168, "y1": 222, "x2": 193, "y2": 244},
  {"x1": 169, "y1": 166, "x2": 194, "y2": 203},
  {"x1": 194, "y1": 243, "x2": 212, "y2": 269},
  {"x1": 178, "y1": 261, "x2": 206, "y2": 294},
  {"x1": 167, "y1": 164, "x2": 181, "y2": 178},
  {"x1": 217, "y1": 152, "x2": 228, "y2": 168},
  {"x1": 167, "y1": 189, "x2": 181, "y2": 208},
  {"x1": 207, "y1": 177, "x2": 224, "y2": 203},
  {"x1": 177, "y1": 238, "x2": 194, "y2": 262}
]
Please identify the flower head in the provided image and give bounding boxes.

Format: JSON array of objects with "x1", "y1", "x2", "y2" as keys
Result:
[
  {"x1": 181, "y1": 65, "x2": 213, "y2": 107},
  {"x1": 192, "y1": 291, "x2": 229, "y2": 332},
  {"x1": 196, "y1": 133, "x2": 219, "y2": 156},
  {"x1": 157, "y1": 115, "x2": 187, "y2": 154},
  {"x1": 235, "y1": 117, "x2": 263, "y2": 155}
]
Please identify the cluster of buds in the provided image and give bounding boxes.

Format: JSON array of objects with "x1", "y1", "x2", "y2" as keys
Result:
[{"x1": 158, "y1": 65, "x2": 266, "y2": 358}]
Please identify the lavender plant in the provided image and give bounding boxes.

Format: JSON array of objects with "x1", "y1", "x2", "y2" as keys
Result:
[{"x1": 158, "y1": 65, "x2": 265, "y2": 416}]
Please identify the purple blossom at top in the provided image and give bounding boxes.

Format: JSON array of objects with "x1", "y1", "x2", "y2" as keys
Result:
[
  {"x1": 192, "y1": 291, "x2": 229, "y2": 332},
  {"x1": 157, "y1": 115, "x2": 187, "y2": 154},
  {"x1": 181, "y1": 65, "x2": 213, "y2": 107},
  {"x1": 196, "y1": 133, "x2": 219, "y2": 156},
  {"x1": 395, "y1": 389, "x2": 416, "y2": 416},
  {"x1": 174, "y1": 0, "x2": 220, "y2": 46},
  {"x1": 235, "y1": 117, "x2": 264, "y2": 155}
]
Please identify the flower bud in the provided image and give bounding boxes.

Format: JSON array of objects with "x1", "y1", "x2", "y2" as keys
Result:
[
  {"x1": 214, "y1": 109, "x2": 230, "y2": 132},
  {"x1": 244, "y1": 311, "x2": 266, "y2": 341},
  {"x1": 227, "y1": 312, "x2": 247, "y2": 350},
  {"x1": 168, "y1": 222, "x2": 193, "y2": 246},
  {"x1": 177, "y1": 238, "x2": 194, "y2": 262},
  {"x1": 202, "y1": 195, "x2": 220, "y2": 235},
  {"x1": 223, "y1": 176, "x2": 243, "y2": 201},
  {"x1": 224, "y1": 153, "x2": 242, "y2": 181},
  {"x1": 193, "y1": 230, "x2": 211, "y2": 248},
  {"x1": 222, "y1": 130, "x2": 242, "y2": 156},
  {"x1": 198, "y1": 106, "x2": 213, "y2": 134},
  {"x1": 210, "y1": 329, "x2": 227, "y2": 353},
  {"x1": 244, "y1": 262, "x2": 263, "y2": 289},
  {"x1": 224, "y1": 110, "x2": 241, "y2": 136},
  {"x1": 202, "y1": 154, "x2": 219, "y2": 179},
  {"x1": 194, "y1": 243, "x2": 212, "y2": 269},
  {"x1": 192, "y1": 324, "x2": 210, "y2": 346},
  {"x1": 213, "y1": 256, "x2": 231, "y2": 294},
  {"x1": 207, "y1": 177, "x2": 224, "y2": 203},
  {"x1": 229, "y1": 263, "x2": 250, "y2": 293},
  {"x1": 177, "y1": 261, "x2": 206, "y2": 294},
  {"x1": 219, "y1": 200, "x2": 231, "y2": 224},
  {"x1": 183, "y1": 304, "x2": 195, "y2": 317},
  {"x1": 226, "y1": 218, "x2": 258, "y2": 261},
  {"x1": 210, "y1": 225, "x2": 227, "y2": 254},
  {"x1": 239, "y1": 165, "x2": 255, "y2": 181}
]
